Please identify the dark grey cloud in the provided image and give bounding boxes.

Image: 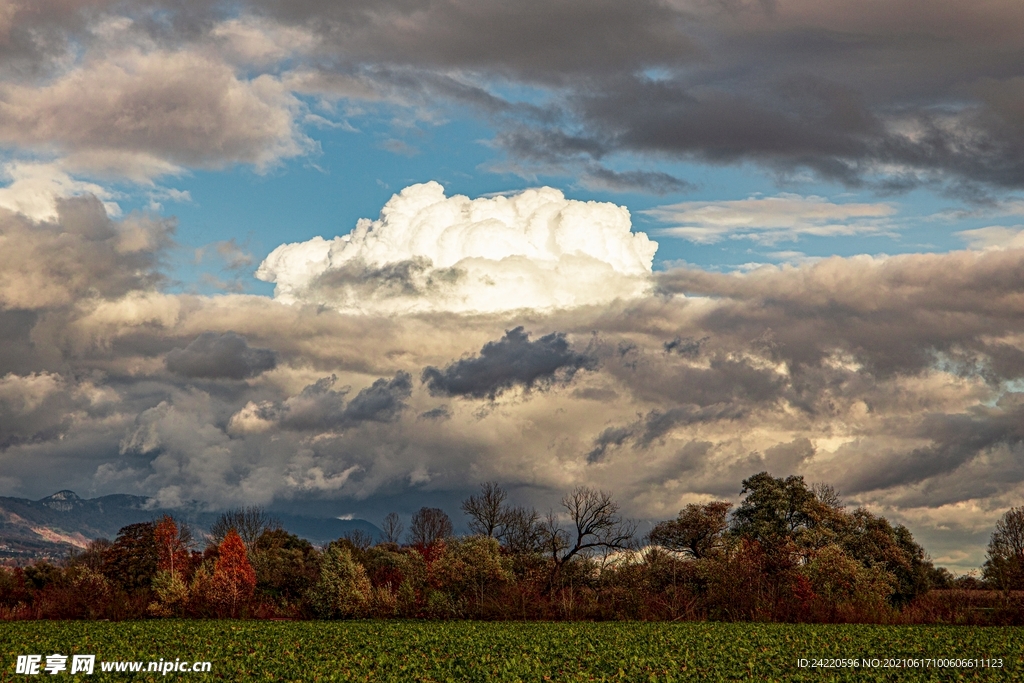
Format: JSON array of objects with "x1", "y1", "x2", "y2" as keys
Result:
[
  {"x1": 0, "y1": 374, "x2": 77, "y2": 449},
  {"x1": 165, "y1": 332, "x2": 277, "y2": 380},
  {"x1": 342, "y1": 372, "x2": 413, "y2": 424},
  {"x1": 613, "y1": 353, "x2": 788, "y2": 410},
  {"x1": 844, "y1": 407, "x2": 1024, "y2": 496},
  {"x1": 279, "y1": 372, "x2": 412, "y2": 431},
  {"x1": 587, "y1": 425, "x2": 634, "y2": 464},
  {"x1": 664, "y1": 336, "x2": 708, "y2": 357},
  {"x1": 639, "y1": 440, "x2": 714, "y2": 484},
  {"x1": 561, "y1": 74, "x2": 1024, "y2": 195},
  {"x1": 0, "y1": 310, "x2": 42, "y2": 376},
  {"x1": 253, "y1": 0, "x2": 694, "y2": 83},
  {"x1": 422, "y1": 327, "x2": 595, "y2": 400},
  {"x1": 225, "y1": 0, "x2": 1024, "y2": 193},
  {"x1": 655, "y1": 250, "x2": 1024, "y2": 379},
  {"x1": 587, "y1": 403, "x2": 746, "y2": 463},
  {"x1": 580, "y1": 165, "x2": 695, "y2": 195},
  {"x1": 418, "y1": 405, "x2": 451, "y2": 422},
  {"x1": 267, "y1": 0, "x2": 1024, "y2": 193}
]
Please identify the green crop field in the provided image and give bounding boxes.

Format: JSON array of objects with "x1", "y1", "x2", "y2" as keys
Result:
[{"x1": 1, "y1": 621, "x2": 1022, "y2": 682}]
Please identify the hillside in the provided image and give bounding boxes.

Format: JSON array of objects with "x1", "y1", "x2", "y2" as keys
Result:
[{"x1": 0, "y1": 490, "x2": 380, "y2": 562}]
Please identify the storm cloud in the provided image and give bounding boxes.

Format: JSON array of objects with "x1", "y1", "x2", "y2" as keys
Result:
[
  {"x1": 229, "y1": 372, "x2": 413, "y2": 433},
  {"x1": 422, "y1": 327, "x2": 596, "y2": 400},
  {"x1": 165, "y1": 332, "x2": 277, "y2": 380}
]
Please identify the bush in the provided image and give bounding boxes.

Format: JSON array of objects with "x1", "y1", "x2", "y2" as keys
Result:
[
  {"x1": 431, "y1": 536, "x2": 512, "y2": 616},
  {"x1": 802, "y1": 544, "x2": 896, "y2": 622}
]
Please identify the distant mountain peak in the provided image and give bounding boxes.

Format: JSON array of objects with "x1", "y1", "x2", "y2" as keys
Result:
[
  {"x1": 43, "y1": 490, "x2": 80, "y2": 501},
  {"x1": 39, "y1": 490, "x2": 82, "y2": 512}
]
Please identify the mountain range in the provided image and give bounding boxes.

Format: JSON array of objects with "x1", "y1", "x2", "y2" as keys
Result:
[{"x1": 0, "y1": 490, "x2": 381, "y2": 562}]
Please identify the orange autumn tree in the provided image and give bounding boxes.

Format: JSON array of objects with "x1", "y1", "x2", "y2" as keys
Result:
[{"x1": 209, "y1": 528, "x2": 256, "y2": 617}]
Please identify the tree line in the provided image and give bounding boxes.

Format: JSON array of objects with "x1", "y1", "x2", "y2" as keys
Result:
[{"x1": 1, "y1": 472, "x2": 1022, "y2": 623}]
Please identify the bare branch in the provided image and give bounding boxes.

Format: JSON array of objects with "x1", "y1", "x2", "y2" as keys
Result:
[
  {"x1": 209, "y1": 506, "x2": 280, "y2": 550},
  {"x1": 461, "y1": 482, "x2": 509, "y2": 538},
  {"x1": 557, "y1": 486, "x2": 636, "y2": 565},
  {"x1": 381, "y1": 512, "x2": 404, "y2": 545},
  {"x1": 499, "y1": 505, "x2": 543, "y2": 554},
  {"x1": 408, "y1": 507, "x2": 454, "y2": 547}
]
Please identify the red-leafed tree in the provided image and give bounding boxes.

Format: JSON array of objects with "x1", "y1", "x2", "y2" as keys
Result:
[
  {"x1": 209, "y1": 529, "x2": 256, "y2": 617},
  {"x1": 154, "y1": 516, "x2": 190, "y2": 579},
  {"x1": 148, "y1": 516, "x2": 194, "y2": 617}
]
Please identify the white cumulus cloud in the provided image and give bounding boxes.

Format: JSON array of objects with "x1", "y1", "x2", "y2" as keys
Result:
[{"x1": 256, "y1": 182, "x2": 658, "y2": 314}]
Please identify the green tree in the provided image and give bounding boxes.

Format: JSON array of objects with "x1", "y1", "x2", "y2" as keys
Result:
[
  {"x1": 837, "y1": 508, "x2": 932, "y2": 605},
  {"x1": 983, "y1": 506, "x2": 1024, "y2": 590},
  {"x1": 732, "y1": 472, "x2": 816, "y2": 548},
  {"x1": 649, "y1": 501, "x2": 731, "y2": 559},
  {"x1": 252, "y1": 528, "x2": 320, "y2": 605},
  {"x1": 803, "y1": 544, "x2": 895, "y2": 621},
  {"x1": 308, "y1": 543, "x2": 372, "y2": 618}
]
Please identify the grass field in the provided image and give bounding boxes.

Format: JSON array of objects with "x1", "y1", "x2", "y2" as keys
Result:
[{"x1": 2, "y1": 621, "x2": 1022, "y2": 682}]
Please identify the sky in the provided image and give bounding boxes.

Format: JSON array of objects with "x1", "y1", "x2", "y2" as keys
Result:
[{"x1": 2, "y1": 0, "x2": 1024, "y2": 573}]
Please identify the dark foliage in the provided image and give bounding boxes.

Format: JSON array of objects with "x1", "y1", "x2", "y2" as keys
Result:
[{"x1": 102, "y1": 522, "x2": 158, "y2": 593}]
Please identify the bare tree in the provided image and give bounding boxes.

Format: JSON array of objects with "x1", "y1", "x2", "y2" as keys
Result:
[
  {"x1": 408, "y1": 507, "x2": 454, "y2": 547},
  {"x1": 551, "y1": 487, "x2": 636, "y2": 567},
  {"x1": 499, "y1": 505, "x2": 543, "y2": 554},
  {"x1": 648, "y1": 501, "x2": 731, "y2": 559},
  {"x1": 209, "y1": 506, "x2": 280, "y2": 550},
  {"x1": 343, "y1": 529, "x2": 373, "y2": 551},
  {"x1": 539, "y1": 509, "x2": 569, "y2": 561},
  {"x1": 811, "y1": 482, "x2": 844, "y2": 510},
  {"x1": 461, "y1": 481, "x2": 509, "y2": 538},
  {"x1": 381, "y1": 512, "x2": 404, "y2": 545}
]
